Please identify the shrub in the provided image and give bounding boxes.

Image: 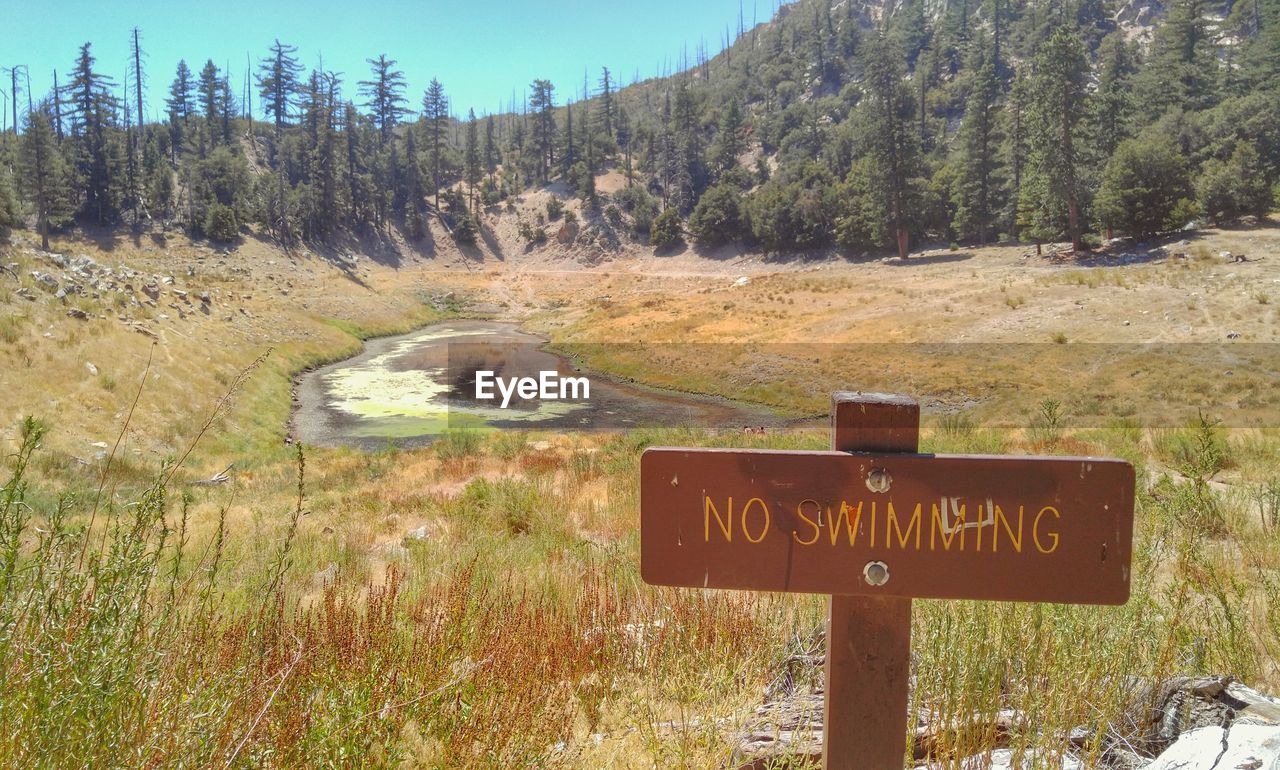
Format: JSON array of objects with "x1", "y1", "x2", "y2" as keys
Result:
[
  {"x1": 202, "y1": 203, "x2": 239, "y2": 242},
  {"x1": 632, "y1": 196, "x2": 659, "y2": 235},
  {"x1": 1095, "y1": 138, "x2": 1190, "y2": 238},
  {"x1": 688, "y1": 183, "x2": 746, "y2": 246},
  {"x1": 452, "y1": 215, "x2": 477, "y2": 244},
  {"x1": 546, "y1": 197, "x2": 563, "y2": 221},
  {"x1": 1196, "y1": 143, "x2": 1273, "y2": 223},
  {"x1": 435, "y1": 429, "x2": 482, "y2": 460},
  {"x1": 650, "y1": 207, "x2": 684, "y2": 250}
]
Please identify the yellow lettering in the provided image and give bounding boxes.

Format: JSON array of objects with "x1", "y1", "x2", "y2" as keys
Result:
[
  {"x1": 994, "y1": 505, "x2": 1024, "y2": 553},
  {"x1": 930, "y1": 502, "x2": 966, "y2": 551},
  {"x1": 793, "y1": 499, "x2": 821, "y2": 546},
  {"x1": 1033, "y1": 506, "x2": 1061, "y2": 553},
  {"x1": 705, "y1": 496, "x2": 732, "y2": 543},
  {"x1": 827, "y1": 501, "x2": 863, "y2": 546},
  {"x1": 887, "y1": 502, "x2": 923, "y2": 550},
  {"x1": 742, "y1": 497, "x2": 771, "y2": 544},
  {"x1": 870, "y1": 501, "x2": 877, "y2": 548}
]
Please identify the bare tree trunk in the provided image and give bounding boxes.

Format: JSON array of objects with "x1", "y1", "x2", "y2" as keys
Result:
[{"x1": 1068, "y1": 199, "x2": 1081, "y2": 252}]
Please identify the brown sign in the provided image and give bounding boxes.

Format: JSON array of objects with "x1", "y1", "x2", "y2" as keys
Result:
[{"x1": 641, "y1": 448, "x2": 1135, "y2": 604}]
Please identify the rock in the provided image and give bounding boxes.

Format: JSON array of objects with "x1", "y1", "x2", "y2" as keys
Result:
[
  {"x1": 321, "y1": 525, "x2": 335, "y2": 534},
  {"x1": 90, "y1": 441, "x2": 109, "y2": 449},
  {"x1": 16, "y1": 287, "x2": 36, "y2": 301},
  {"x1": 66, "y1": 308, "x2": 88, "y2": 320},
  {"x1": 31, "y1": 271, "x2": 58, "y2": 292},
  {"x1": 912, "y1": 749, "x2": 1082, "y2": 770},
  {"x1": 142, "y1": 282, "x2": 161, "y2": 300},
  {"x1": 403, "y1": 525, "x2": 430, "y2": 542},
  {"x1": 173, "y1": 290, "x2": 189, "y2": 301},
  {"x1": 530, "y1": 440, "x2": 553, "y2": 451},
  {"x1": 199, "y1": 291, "x2": 211, "y2": 304},
  {"x1": 1221, "y1": 250, "x2": 1234, "y2": 260},
  {"x1": 1143, "y1": 725, "x2": 1280, "y2": 769},
  {"x1": 1228, "y1": 331, "x2": 1242, "y2": 339},
  {"x1": 55, "y1": 287, "x2": 67, "y2": 300},
  {"x1": 555, "y1": 221, "x2": 579, "y2": 244},
  {"x1": 85, "y1": 362, "x2": 98, "y2": 376},
  {"x1": 733, "y1": 276, "x2": 751, "y2": 287}
]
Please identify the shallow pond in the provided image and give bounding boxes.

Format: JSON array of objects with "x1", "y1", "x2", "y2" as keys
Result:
[{"x1": 292, "y1": 320, "x2": 779, "y2": 449}]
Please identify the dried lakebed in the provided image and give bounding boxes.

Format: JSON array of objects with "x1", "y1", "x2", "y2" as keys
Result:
[{"x1": 292, "y1": 320, "x2": 784, "y2": 449}]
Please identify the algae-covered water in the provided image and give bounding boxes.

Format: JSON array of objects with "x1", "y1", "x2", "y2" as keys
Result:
[{"x1": 292, "y1": 320, "x2": 776, "y2": 448}]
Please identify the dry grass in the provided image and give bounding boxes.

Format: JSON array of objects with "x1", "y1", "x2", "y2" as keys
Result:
[{"x1": 2, "y1": 223, "x2": 1279, "y2": 766}]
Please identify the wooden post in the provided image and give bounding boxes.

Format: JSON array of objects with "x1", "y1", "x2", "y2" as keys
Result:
[{"x1": 823, "y1": 392, "x2": 918, "y2": 770}]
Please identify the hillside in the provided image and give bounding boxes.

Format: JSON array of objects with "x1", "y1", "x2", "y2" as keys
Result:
[{"x1": 2, "y1": 0, "x2": 1278, "y2": 266}]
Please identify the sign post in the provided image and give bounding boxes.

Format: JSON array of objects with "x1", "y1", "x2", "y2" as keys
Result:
[{"x1": 640, "y1": 392, "x2": 1135, "y2": 769}]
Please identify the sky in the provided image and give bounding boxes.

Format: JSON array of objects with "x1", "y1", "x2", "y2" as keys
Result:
[{"x1": 1, "y1": 0, "x2": 781, "y2": 129}]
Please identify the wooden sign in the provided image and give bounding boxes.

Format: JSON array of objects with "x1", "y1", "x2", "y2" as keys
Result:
[
  {"x1": 641, "y1": 449, "x2": 1135, "y2": 604},
  {"x1": 638, "y1": 392, "x2": 1137, "y2": 770}
]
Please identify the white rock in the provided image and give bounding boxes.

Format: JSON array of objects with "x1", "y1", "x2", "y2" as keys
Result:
[
  {"x1": 733, "y1": 276, "x2": 751, "y2": 287},
  {"x1": 1143, "y1": 724, "x2": 1280, "y2": 769},
  {"x1": 404, "y1": 525, "x2": 429, "y2": 542},
  {"x1": 85, "y1": 362, "x2": 98, "y2": 376},
  {"x1": 913, "y1": 749, "x2": 1082, "y2": 770}
]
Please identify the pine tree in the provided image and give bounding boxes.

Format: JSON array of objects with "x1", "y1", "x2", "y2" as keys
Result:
[
  {"x1": 358, "y1": 55, "x2": 409, "y2": 147},
  {"x1": 464, "y1": 109, "x2": 481, "y2": 214},
  {"x1": 166, "y1": 60, "x2": 193, "y2": 158},
  {"x1": 344, "y1": 102, "x2": 369, "y2": 229},
  {"x1": 1091, "y1": 32, "x2": 1136, "y2": 167},
  {"x1": 257, "y1": 39, "x2": 303, "y2": 130},
  {"x1": 483, "y1": 114, "x2": 498, "y2": 185},
  {"x1": 711, "y1": 99, "x2": 747, "y2": 179},
  {"x1": 401, "y1": 124, "x2": 425, "y2": 237},
  {"x1": 859, "y1": 31, "x2": 921, "y2": 259},
  {"x1": 597, "y1": 66, "x2": 614, "y2": 139},
  {"x1": 67, "y1": 42, "x2": 122, "y2": 225},
  {"x1": 219, "y1": 74, "x2": 235, "y2": 144},
  {"x1": 952, "y1": 55, "x2": 1002, "y2": 243},
  {"x1": 529, "y1": 79, "x2": 556, "y2": 182},
  {"x1": 616, "y1": 106, "x2": 633, "y2": 187},
  {"x1": 21, "y1": 106, "x2": 74, "y2": 249},
  {"x1": 197, "y1": 60, "x2": 223, "y2": 148},
  {"x1": 1000, "y1": 67, "x2": 1030, "y2": 236},
  {"x1": 1021, "y1": 27, "x2": 1088, "y2": 252},
  {"x1": 1140, "y1": 0, "x2": 1218, "y2": 116},
  {"x1": 422, "y1": 77, "x2": 448, "y2": 208}
]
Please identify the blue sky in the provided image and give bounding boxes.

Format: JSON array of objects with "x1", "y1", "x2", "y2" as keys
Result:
[{"x1": 2, "y1": 0, "x2": 779, "y2": 127}]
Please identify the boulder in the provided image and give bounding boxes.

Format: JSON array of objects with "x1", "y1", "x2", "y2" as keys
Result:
[
  {"x1": 1143, "y1": 724, "x2": 1280, "y2": 769},
  {"x1": 31, "y1": 271, "x2": 58, "y2": 292},
  {"x1": 66, "y1": 308, "x2": 88, "y2": 320}
]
